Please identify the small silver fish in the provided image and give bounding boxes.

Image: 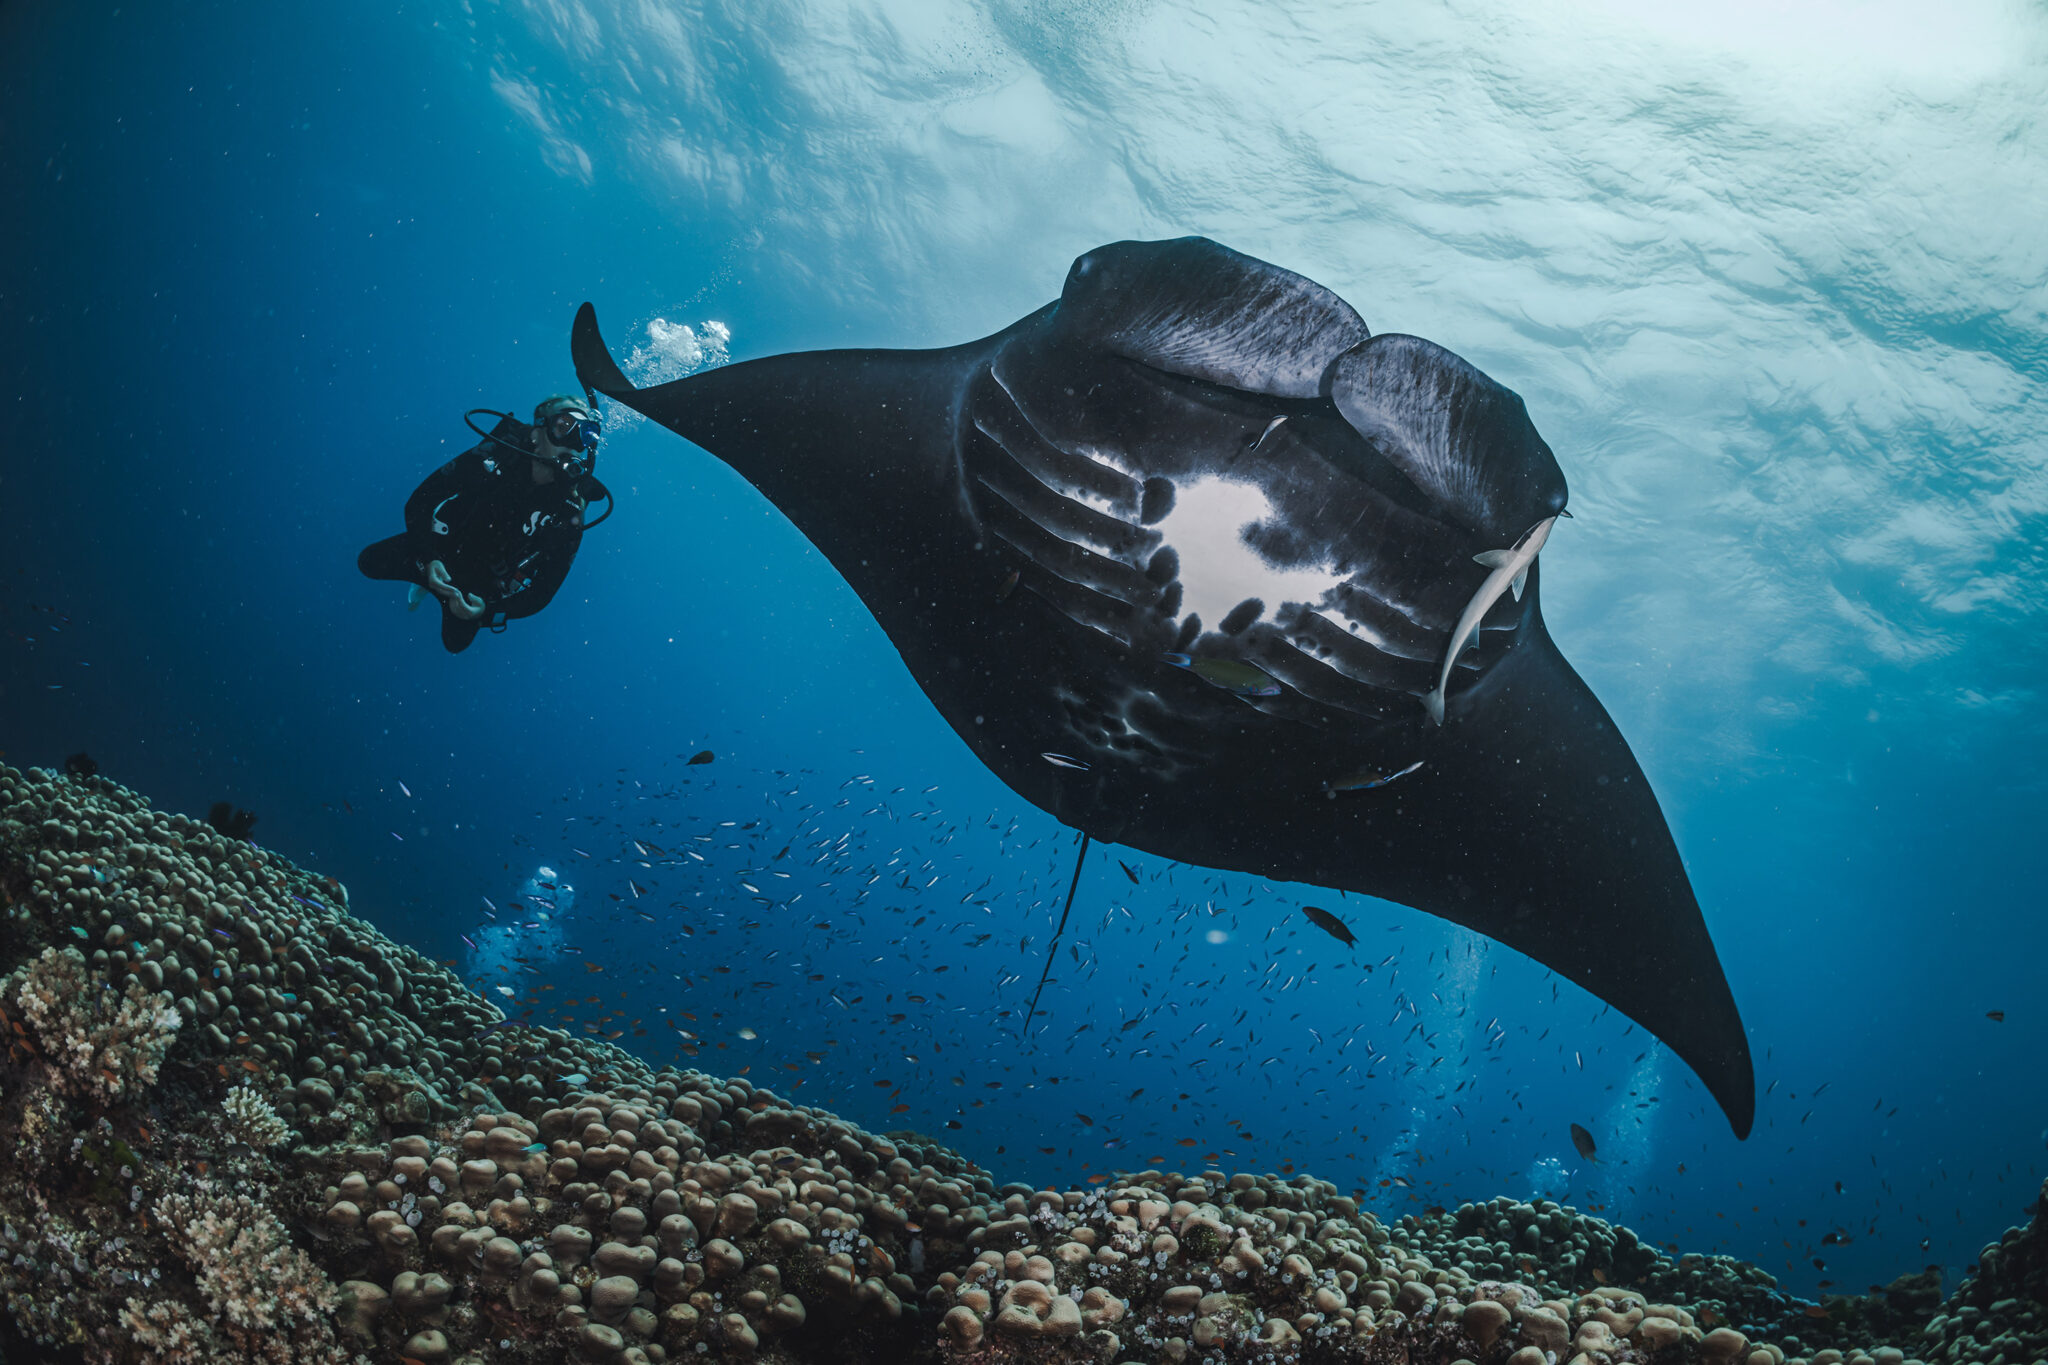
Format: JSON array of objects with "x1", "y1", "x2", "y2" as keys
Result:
[
  {"x1": 1324, "y1": 759, "x2": 1425, "y2": 798},
  {"x1": 1041, "y1": 752, "x2": 1092, "y2": 771}
]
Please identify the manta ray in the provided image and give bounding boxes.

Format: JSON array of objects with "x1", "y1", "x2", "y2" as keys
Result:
[{"x1": 571, "y1": 237, "x2": 1755, "y2": 1138}]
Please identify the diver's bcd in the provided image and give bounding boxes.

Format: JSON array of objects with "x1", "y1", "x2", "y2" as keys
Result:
[{"x1": 462, "y1": 406, "x2": 613, "y2": 529}]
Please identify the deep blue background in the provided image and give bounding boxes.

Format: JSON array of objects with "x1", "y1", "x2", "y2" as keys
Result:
[{"x1": 5, "y1": 0, "x2": 2044, "y2": 1302}]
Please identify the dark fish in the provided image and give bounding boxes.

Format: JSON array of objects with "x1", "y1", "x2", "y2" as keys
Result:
[
  {"x1": 572, "y1": 235, "x2": 1756, "y2": 1137},
  {"x1": 1569, "y1": 1122, "x2": 1598, "y2": 1161},
  {"x1": 1986, "y1": 1010, "x2": 2005, "y2": 1022},
  {"x1": 206, "y1": 802, "x2": 258, "y2": 841},
  {"x1": 1119, "y1": 860, "x2": 1140, "y2": 884},
  {"x1": 687, "y1": 750, "x2": 715, "y2": 766},
  {"x1": 1301, "y1": 905, "x2": 1356, "y2": 947},
  {"x1": 63, "y1": 752, "x2": 98, "y2": 777}
]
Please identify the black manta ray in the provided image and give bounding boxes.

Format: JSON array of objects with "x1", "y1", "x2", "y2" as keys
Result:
[{"x1": 571, "y1": 237, "x2": 1755, "y2": 1137}]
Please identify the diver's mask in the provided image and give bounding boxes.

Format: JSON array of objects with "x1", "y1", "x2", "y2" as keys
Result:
[{"x1": 541, "y1": 409, "x2": 602, "y2": 479}]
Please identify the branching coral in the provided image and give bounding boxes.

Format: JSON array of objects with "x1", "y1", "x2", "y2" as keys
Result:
[
  {"x1": 118, "y1": 1296, "x2": 218, "y2": 1365},
  {"x1": 155, "y1": 1186, "x2": 342, "y2": 1340},
  {"x1": 9, "y1": 945, "x2": 180, "y2": 1103},
  {"x1": 221, "y1": 1083, "x2": 294, "y2": 1149}
]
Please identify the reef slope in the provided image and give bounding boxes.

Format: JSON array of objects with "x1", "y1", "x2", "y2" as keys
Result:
[{"x1": 0, "y1": 762, "x2": 2038, "y2": 1364}]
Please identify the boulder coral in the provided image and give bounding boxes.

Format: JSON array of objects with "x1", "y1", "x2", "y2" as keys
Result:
[{"x1": 0, "y1": 758, "x2": 2039, "y2": 1364}]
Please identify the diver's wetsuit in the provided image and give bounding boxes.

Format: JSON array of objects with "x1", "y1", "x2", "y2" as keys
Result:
[{"x1": 358, "y1": 415, "x2": 587, "y2": 653}]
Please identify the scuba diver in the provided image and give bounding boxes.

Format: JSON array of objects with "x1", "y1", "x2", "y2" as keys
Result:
[{"x1": 358, "y1": 395, "x2": 612, "y2": 653}]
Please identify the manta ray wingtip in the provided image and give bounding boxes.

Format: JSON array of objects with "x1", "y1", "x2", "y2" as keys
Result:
[
  {"x1": 570, "y1": 301, "x2": 637, "y2": 401},
  {"x1": 1422, "y1": 691, "x2": 1445, "y2": 726}
]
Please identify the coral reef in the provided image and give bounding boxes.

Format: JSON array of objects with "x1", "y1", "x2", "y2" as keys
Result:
[
  {"x1": 1912, "y1": 1184, "x2": 2048, "y2": 1363},
  {"x1": 5, "y1": 944, "x2": 182, "y2": 1104},
  {"x1": 221, "y1": 1083, "x2": 295, "y2": 1150},
  {"x1": 0, "y1": 758, "x2": 2040, "y2": 1364}
]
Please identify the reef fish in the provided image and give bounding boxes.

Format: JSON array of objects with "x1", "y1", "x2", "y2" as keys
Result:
[
  {"x1": 1324, "y1": 758, "x2": 1424, "y2": 797},
  {"x1": 1570, "y1": 1123, "x2": 1598, "y2": 1161},
  {"x1": 571, "y1": 235, "x2": 1756, "y2": 1136},
  {"x1": 1300, "y1": 905, "x2": 1356, "y2": 947},
  {"x1": 1162, "y1": 652, "x2": 1282, "y2": 697}
]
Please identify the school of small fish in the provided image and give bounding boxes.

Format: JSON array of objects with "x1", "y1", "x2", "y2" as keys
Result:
[{"x1": 318, "y1": 742, "x2": 2011, "y2": 1297}]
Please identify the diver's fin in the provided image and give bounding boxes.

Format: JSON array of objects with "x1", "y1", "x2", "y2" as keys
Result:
[
  {"x1": 1054, "y1": 238, "x2": 1370, "y2": 399},
  {"x1": 1510, "y1": 566, "x2": 1528, "y2": 601},
  {"x1": 1474, "y1": 549, "x2": 1514, "y2": 568},
  {"x1": 571, "y1": 303, "x2": 639, "y2": 404}
]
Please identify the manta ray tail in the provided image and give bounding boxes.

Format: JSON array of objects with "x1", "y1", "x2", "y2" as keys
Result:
[{"x1": 1021, "y1": 832, "x2": 1091, "y2": 1039}]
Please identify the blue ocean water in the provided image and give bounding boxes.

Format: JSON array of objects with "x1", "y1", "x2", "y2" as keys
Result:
[{"x1": 4, "y1": 0, "x2": 2044, "y2": 1304}]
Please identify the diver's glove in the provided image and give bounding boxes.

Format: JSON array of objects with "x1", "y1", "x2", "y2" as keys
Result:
[{"x1": 424, "y1": 560, "x2": 486, "y2": 620}]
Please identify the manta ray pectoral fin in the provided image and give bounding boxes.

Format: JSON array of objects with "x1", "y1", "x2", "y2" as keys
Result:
[
  {"x1": 1407, "y1": 617, "x2": 1755, "y2": 1137},
  {"x1": 571, "y1": 303, "x2": 639, "y2": 404}
]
